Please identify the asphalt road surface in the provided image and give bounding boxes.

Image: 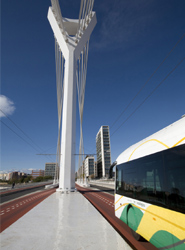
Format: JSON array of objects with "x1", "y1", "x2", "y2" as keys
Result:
[{"x1": 0, "y1": 184, "x2": 48, "y2": 204}]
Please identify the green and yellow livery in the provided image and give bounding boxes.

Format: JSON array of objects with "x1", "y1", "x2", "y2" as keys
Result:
[{"x1": 115, "y1": 117, "x2": 185, "y2": 249}]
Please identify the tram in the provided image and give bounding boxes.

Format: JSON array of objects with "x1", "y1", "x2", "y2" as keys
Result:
[{"x1": 115, "y1": 116, "x2": 185, "y2": 250}]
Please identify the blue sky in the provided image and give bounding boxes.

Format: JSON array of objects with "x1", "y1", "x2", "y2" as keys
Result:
[{"x1": 1, "y1": 0, "x2": 185, "y2": 173}]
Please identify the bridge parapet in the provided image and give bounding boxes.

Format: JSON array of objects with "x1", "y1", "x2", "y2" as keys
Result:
[{"x1": 89, "y1": 179, "x2": 115, "y2": 189}]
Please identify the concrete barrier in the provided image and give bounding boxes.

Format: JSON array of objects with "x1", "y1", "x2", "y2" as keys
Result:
[
  {"x1": 45, "y1": 183, "x2": 59, "y2": 189},
  {"x1": 89, "y1": 179, "x2": 115, "y2": 189}
]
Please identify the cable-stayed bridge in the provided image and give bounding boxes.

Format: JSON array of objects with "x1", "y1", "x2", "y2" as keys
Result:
[
  {"x1": 0, "y1": 4, "x2": 158, "y2": 248},
  {"x1": 2, "y1": 2, "x2": 183, "y2": 250}
]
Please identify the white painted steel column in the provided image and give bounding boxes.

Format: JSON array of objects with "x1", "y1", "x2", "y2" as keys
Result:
[
  {"x1": 48, "y1": 5, "x2": 96, "y2": 192},
  {"x1": 59, "y1": 51, "x2": 76, "y2": 191}
]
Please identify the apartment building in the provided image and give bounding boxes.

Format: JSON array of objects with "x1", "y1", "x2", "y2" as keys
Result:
[{"x1": 96, "y1": 125, "x2": 111, "y2": 178}]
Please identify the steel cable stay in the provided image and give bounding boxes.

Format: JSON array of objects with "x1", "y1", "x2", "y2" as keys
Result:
[
  {"x1": 76, "y1": 0, "x2": 84, "y2": 42},
  {"x1": 0, "y1": 109, "x2": 42, "y2": 152},
  {"x1": 110, "y1": 32, "x2": 185, "y2": 130},
  {"x1": 0, "y1": 120, "x2": 42, "y2": 153},
  {"x1": 51, "y1": 0, "x2": 68, "y2": 41},
  {"x1": 51, "y1": 0, "x2": 95, "y2": 42},
  {"x1": 0, "y1": 109, "x2": 54, "y2": 162},
  {"x1": 81, "y1": 0, "x2": 87, "y2": 31},
  {"x1": 76, "y1": 54, "x2": 84, "y2": 172},
  {"x1": 54, "y1": 37, "x2": 65, "y2": 183},
  {"x1": 76, "y1": 40, "x2": 90, "y2": 176},
  {"x1": 83, "y1": 0, "x2": 89, "y2": 29},
  {"x1": 76, "y1": 0, "x2": 95, "y2": 42},
  {"x1": 87, "y1": 37, "x2": 185, "y2": 154},
  {"x1": 86, "y1": 0, "x2": 93, "y2": 24},
  {"x1": 110, "y1": 56, "x2": 185, "y2": 137},
  {"x1": 84, "y1": 0, "x2": 94, "y2": 29}
]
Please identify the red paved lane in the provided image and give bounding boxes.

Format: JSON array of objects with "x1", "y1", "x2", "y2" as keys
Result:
[
  {"x1": 76, "y1": 184, "x2": 157, "y2": 250},
  {"x1": 0, "y1": 188, "x2": 56, "y2": 233}
]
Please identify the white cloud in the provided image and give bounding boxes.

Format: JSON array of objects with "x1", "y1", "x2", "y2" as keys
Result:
[{"x1": 0, "y1": 95, "x2": 15, "y2": 118}]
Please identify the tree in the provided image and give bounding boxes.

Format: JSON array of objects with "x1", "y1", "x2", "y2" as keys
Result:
[{"x1": 90, "y1": 174, "x2": 95, "y2": 180}]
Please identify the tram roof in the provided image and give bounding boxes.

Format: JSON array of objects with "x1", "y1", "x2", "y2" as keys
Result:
[{"x1": 116, "y1": 116, "x2": 185, "y2": 165}]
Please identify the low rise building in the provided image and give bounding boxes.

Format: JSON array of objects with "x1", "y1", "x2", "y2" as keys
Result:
[
  {"x1": 31, "y1": 170, "x2": 45, "y2": 179},
  {"x1": 0, "y1": 173, "x2": 8, "y2": 180},
  {"x1": 9, "y1": 171, "x2": 23, "y2": 180},
  {"x1": 77, "y1": 163, "x2": 84, "y2": 179},
  {"x1": 84, "y1": 156, "x2": 95, "y2": 178}
]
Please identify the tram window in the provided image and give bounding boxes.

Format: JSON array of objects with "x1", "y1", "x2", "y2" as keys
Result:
[
  {"x1": 134, "y1": 155, "x2": 164, "y2": 203},
  {"x1": 164, "y1": 145, "x2": 185, "y2": 213},
  {"x1": 155, "y1": 173, "x2": 162, "y2": 192},
  {"x1": 166, "y1": 167, "x2": 185, "y2": 210},
  {"x1": 166, "y1": 168, "x2": 185, "y2": 212},
  {"x1": 116, "y1": 167, "x2": 122, "y2": 192},
  {"x1": 116, "y1": 144, "x2": 185, "y2": 212},
  {"x1": 116, "y1": 154, "x2": 165, "y2": 205}
]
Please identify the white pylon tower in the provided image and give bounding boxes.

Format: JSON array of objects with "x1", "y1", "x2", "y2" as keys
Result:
[{"x1": 48, "y1": 0, "x2": 96, "y2": 192}]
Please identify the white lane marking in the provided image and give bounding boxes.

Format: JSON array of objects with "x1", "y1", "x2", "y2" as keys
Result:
[{"x1": 90, "y1": 191, "x2": 114, "y2": 208}]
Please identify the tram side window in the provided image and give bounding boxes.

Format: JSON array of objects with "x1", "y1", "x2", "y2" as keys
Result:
[
  {"x1": 116, "y1": 144, "x2": 185, "y2": 212},
  {"x1": 116, "y1": 167, "x2": 124, "y2": 193},
  {"x1": 166, "y1": 168, "x2": 185, "y2": 211},
  {"x1": 135, "y1": 157, "x2": 165, "y2": 205},
  {"x1": 164, "y1": 145, "x2": 185, "y2": 213},
  {"x1": 116, "y1": 164, "x2": 137, "y2": 197},
  {"x1": 116, "y1": 154, "x2": 165, "y2": 205},
  {"x1": 124, "y1": 167, "x2": 137, "y2": 198}
]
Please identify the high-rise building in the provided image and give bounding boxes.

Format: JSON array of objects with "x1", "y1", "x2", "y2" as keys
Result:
[
  {"x1": 45, "y1": 163, "x2": 58, "y2": 179},
  {"x1": 84, "y1": 156, "x2": 95, "y2": 178},
  {"x1": 96, "y1": 125, "x2": 111, "y2": 178}
]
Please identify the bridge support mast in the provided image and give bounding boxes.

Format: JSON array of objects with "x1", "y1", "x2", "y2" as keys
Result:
[
  {"x1": 59, "y1": 52, "x2": 76, "y2": 191},
  {"x1": 48, "y1": 0, "x2": 96, "y2": 192}
]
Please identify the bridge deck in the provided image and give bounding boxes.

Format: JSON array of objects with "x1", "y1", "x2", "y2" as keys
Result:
[{"x1": 1, "y1": 190, "x2": 132, "y2": 250}]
